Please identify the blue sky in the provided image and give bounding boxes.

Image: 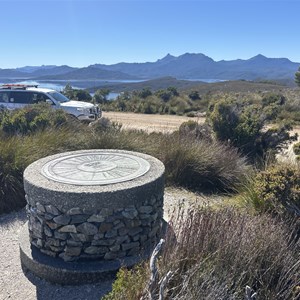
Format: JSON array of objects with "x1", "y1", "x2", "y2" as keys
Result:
[{"x1": 1, "y1": 0, "x2": 300, "y2": 68}]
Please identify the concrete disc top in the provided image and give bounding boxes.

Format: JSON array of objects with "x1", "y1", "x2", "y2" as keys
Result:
[
  {"x1": 24, "y1": 150, "x2": 165, "y2": 208},
  {"x1": 41, "y1": 151, "x2": 151, "y2": 186}
]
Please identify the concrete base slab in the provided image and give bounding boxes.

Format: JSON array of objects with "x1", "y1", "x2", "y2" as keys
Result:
[{"x1": 19, "y1": 223, "x2": 149, "y2": 285}]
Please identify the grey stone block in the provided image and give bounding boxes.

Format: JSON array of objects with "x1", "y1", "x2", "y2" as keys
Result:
[
  {"x1": 67, "y1": 207, "x2": 83, "y2": 215},
  {"x1": 77, "y1": 222, "x2": 98, "y2": 235},
  {"x1": 122, "y1": 242, "x2": 140, "y2": 251},
  {"x1": 87, "y1": 214, "x2": 105, "y2": 223},
  {"x1": 65, "y1": 246, "x2": 82, "y2": 257},
  {"x1": 70, "y1": 214, "x2": 89, "y2": 224},
  {"x1": 45, "y1": 205, "x2": 60, "y2": 216},
  {"x1": 58, "y1": 225, "x2": 77, "y2": 233},
  {"x1": 53, "y1": 214, "x2": 71, "y2": 225},
  {"x1": 84, "y1": 246, "x2": 108, "y2": 255}
]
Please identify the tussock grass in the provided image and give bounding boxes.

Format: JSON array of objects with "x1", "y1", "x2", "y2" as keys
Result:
[
  {"x1": 156, "y1": 134, "x2": 249, "y2": 192},
  {"x1": 0, "y1": 136, "x2": 25, "y2": 213}
]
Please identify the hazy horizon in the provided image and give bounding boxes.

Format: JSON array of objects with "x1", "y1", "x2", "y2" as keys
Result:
[{"x1": 2, "y1": 52, "x2": 300, "y2": 70}]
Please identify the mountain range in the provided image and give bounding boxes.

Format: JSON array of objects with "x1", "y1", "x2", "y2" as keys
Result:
[{"x1": 0, "y1": 53, "x2": 299, "y2": 83}]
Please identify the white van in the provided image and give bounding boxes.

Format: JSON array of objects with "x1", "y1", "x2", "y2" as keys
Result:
[{"x1": 0, "y1": 84, "x2": 101, "y2": 121}]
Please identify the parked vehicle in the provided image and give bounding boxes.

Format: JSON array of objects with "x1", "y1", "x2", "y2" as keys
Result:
[{"x1": 0, "y1": 84, "x2": 101, "y2": 121}]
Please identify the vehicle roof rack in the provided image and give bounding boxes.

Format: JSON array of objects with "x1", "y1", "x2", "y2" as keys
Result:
[{"x1": 0, "y1": 84, "x2": 39, "y2": 90}]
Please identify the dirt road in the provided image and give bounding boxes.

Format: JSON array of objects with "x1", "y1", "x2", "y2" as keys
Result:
[{"x1": 102, "y1": 112, "x2": 205, "y2": 132}]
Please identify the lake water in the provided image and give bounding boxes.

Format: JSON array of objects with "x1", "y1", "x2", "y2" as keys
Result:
[{"x1": 0, "y1": 78, "x2": 224, "y2": 100}]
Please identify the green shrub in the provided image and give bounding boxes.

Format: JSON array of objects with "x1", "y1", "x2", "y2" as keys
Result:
[
  {"x1": 102, "y1": 266, "x2": 148, "y2": 300},
  {"x1": 252, "y1": 165, "x2": 300, "y2": 216},
  {"x1": 0, "y1": 103, "x2": 68, "y2": 136},
  {"x1": 207, "y1": 97, "x2": 295, "y2": 160},
  {"x1": 62, "y1": 84, "x2": 92, "y2": 102}
]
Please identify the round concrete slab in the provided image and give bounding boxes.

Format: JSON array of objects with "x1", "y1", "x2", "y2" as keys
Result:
[{"x1": 41, "y1": 151, "x2": 151, "y2": 186}]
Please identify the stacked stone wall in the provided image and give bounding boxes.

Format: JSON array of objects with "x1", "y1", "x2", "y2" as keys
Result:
[{"x1": 26, "y1": 192, "x2": 163, "y2": 262}]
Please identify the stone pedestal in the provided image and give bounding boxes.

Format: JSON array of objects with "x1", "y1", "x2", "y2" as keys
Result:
[{"x1": 20, "y1": 149, "x2": 165, "y2": 284}]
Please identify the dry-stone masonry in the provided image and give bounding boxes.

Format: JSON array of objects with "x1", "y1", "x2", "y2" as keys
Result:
[{"x1": 22, "y1": 150, "x2": 165, "y2": 263}]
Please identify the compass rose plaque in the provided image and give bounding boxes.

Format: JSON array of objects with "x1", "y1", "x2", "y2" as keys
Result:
[{"x1": 41, "y1": 151, "x2": 151, "y2": 185}]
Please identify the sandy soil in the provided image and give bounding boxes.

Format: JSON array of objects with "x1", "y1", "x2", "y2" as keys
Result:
[
  {"x1": 102, "y1": 112, "x2": 205, "y2": 132},
  {"x1": 276, "y1": 126, "x2": 300, "y2": 163}
]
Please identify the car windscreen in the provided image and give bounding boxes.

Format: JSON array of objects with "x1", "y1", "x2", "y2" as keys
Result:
[{"x1": 48, "y1": 92, "x2": 70, "y2": 103}]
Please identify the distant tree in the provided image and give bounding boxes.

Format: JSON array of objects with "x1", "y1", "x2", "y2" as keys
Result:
[
  {"x1": 138, "y1": 88, "x2": 152, "y2": 99},
  {"x1": 62, "y1": 83, "x2": 74, "y2": 99},
  {"x1": 118, "y1": 91, "x2": 131, "y2": 101},
  {"x1": 62, "y1": 84, "x2": 91, "y2": 102},
  {"x1": 72, "y1": 89, "x2": 92, "y2": 102},
  {"x1": 189, "y1": 90, "x2": 201, "y2": 100},
  {"x1": 155, "y1": 89, "x2": 172, "y2": 102},
  {"x1": 93, "y1": 89, "x2": 110, "y2": 103},
  {"x1": 295, "y1": 67, "x2": 300, "y2": 87},
  {"x1": 167, "y1": 86, "x2": 179, "y2": 97}
]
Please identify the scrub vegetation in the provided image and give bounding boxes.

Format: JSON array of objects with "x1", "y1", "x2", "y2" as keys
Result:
[{"x1": 0, "y1": 84, "x2": 300, "y2": 298}]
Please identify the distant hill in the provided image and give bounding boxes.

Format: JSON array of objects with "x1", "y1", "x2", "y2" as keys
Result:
[
  {"x1": 1, "y1": 53, "x2": 299, "y2": 82},
  {"x1": 89, "y1": 77, "x2": 288, "y2": 95},
  {"x1": 89, "y1": 76, "x2": 203, "y2": 92},
  {"x1": 91, "y1": 53, "x2": 300, "y2": 81},
  {"x1": 36, "y1": 66, "x2": 139, "y2": 80},
  {"x1": 16, "y1": 65, "x2": 58, "y2": 73},
  {"x1": 0, "y1": 69, "x2": 29, "y2": 78},
  {"x1": 30, "y1": 65, "x2": 77, "y2": 77}
]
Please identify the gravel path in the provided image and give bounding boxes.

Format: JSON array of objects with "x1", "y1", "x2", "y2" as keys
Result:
[
  {"x1": 0, "y1": 188, "x2": 212, "y2": 300},
  {"x1": 0, "y1": 210, "x2": 113, "y2": 300}
]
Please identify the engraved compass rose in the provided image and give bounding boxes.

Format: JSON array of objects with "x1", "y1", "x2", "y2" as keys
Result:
[{"x1": 41, "y1": 152, "x2": 151, "y2": 185}]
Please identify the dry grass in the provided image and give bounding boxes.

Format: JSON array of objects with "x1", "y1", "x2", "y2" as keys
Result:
[
  {"x1": 102, "y1": 112, "x2": 205, "y2": 133},
  {"x1": 104, "y1": 208, "x2": 300, "y2": 300}
]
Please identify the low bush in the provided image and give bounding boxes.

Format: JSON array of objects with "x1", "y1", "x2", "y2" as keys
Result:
[
  {"x1": 0, "y1": 103, "x2": 68, "y2": 136},
  {"x1": 103, "y1": 266, "x2": 149, "y2": 300},
  {"x1": 207, "y1": 96, "x2": 295, "y2": 161},
  {"x1": 105, "y1": 208, "x2": 300, "y2": 299},
  {"x1": 252, "y1": 164, "x2": 300, "y2": 216}
]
